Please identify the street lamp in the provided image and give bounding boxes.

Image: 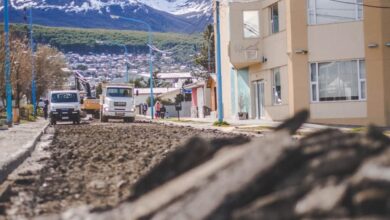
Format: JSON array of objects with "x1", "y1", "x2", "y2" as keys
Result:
[
  {"x1": 27, "y1": 6, "x2": 37, "y2": 117},
  {"x1": 215, "y1": 0, "x2": 224, "y2": 123},
  {"x1": 96, "y1": 40, "x2": 129, "y2": 82},
  {"x1": 110, "y1": 14, "x2": 155, "y2": 119},
  {"x1": 3, "y1": 0, "x2": 13, "y2": 126}
]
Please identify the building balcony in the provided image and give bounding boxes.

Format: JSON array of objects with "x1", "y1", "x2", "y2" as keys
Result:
[
  {"x1": 229, "y1": 39, "x2": 263, "y2": 69},
  {"x1": 228, "y1": 1, "x2": 263, "y2": 69}
]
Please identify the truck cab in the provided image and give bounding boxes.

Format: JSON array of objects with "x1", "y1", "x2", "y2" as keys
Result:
[
  {"x1": 100, "y1": 83, "x2": 136, "y2": 123},
  {"x1": 49, "y1": 90, "x2": 81, "y2": 125}
]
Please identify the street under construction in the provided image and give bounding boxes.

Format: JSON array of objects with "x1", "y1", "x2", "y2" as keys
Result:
[{"x1": 0, "y1": 120, "x2": 247, "y2": 219}]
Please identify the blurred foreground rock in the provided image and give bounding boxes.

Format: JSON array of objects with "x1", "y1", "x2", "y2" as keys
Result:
[{"x1": 43, "y1": 111, "x2": 390, "y2": 220}]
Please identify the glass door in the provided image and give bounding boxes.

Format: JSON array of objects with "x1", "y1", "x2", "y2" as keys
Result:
[{"x1": 253, "y1": 80, "x2": 265, "y2": 119}]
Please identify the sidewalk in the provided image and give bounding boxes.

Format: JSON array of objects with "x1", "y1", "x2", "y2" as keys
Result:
[
  {"x1": 0, "y1": 118, "x2": 48, "y2": 183},
  {"x1": 137, "y1": 114, "x2": 356, "y2": 135}
]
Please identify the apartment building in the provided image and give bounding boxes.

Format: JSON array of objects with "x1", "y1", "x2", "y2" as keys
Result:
[{"x1": 215, "y1": 0, "x2": 390, "y2": 126}]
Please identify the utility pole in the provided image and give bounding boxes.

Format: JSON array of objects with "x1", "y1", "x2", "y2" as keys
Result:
[
  {"x1": 4, "y1": 0, "x2": 13, "y2": 126},
  {"x1": 208, "y1": 38, "x2": 211, "y2": 73},
  {"x1": 29, "y1": 7, "x2": 37, "y2": 117},
  {"x1": 123, "y1": 46, "x2": 129, "y2": 83},
  {"x1": 215, "y1": 0, "x2": 224, "y2": 122}
]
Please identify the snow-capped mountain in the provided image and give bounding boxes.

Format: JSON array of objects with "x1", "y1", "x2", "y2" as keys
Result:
[
  {"x1": 140, "y1": 0, "x2": 212, "y2": 17},
  {"x1": 0, "y1": 0, "x2": 213, "y2": 33}
]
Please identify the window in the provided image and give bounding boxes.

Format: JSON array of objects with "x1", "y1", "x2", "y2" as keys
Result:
[
  {"x1": 358, "y1": 60, "x2": 366, "y2": 99},
  {"x1": 51, "y1": 93, "x2": 78, "y2": 103},
  {"x1": 243, "y1": 11, "x2": 260, "y2": 38},
  {"x1": 310, "y1": 60, "x2": 366, "y2": 102},
  {"x1": 107, "y1": 88, "x2": 133, "y2": 97},
  {"x1": 308, "y1": 0, "x2": 363, "y2": 25},
  {"x1": 270, "y1": 4, "x2": 279, "y2": 34},
  {"x1": 272, "y1": 68, "x2": 282, "y2": 104}
]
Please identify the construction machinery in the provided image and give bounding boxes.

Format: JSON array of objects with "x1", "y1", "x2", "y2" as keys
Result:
[{"x1": 74, "y1": 71, "x2": 100, "y2": 118}]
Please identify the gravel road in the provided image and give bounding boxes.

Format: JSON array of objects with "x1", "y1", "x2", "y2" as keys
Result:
[{"x1": 0, "y1": 121, "x2": 246, "y2": 219}]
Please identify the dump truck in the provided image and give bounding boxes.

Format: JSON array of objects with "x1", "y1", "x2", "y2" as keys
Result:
[{"x1": 100, "y1": 83, "x2": 136, "y2": 123}]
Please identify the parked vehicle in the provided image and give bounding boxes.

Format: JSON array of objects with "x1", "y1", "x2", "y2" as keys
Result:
[
  {"x1": 38, "y1": 98, "x2": 45, "y2": 108},
  {"x1": 49, "y1": 90, "x2": 81, "y2": 125},
  {"x1": 100, "y1": 83, "x2": 136, "y2": 123}
]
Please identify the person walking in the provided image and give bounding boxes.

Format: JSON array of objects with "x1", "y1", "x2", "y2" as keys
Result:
[
  {"x1": 155, "y1": 101, "x2": 161, "y2": 119},
  {"x1": 143, "y1": 103, "x2": 148, "y2": 115},
  {"x1": 139, "y1": 103, "x2": 144, "y2": 115},
  {"x1": 43, "y1": 99, "x2": 49, "y2": 120},
  {"x1": 160, "y1": 105, "x2": 166, "y2": 119}
]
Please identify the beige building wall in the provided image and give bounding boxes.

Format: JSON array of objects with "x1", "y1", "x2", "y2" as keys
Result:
[
  {"x1": 307, "y1": 21, "x2": 367, "y2": 121},
  {"x1": 308, "y1": 22, "x2": 365, "y2": 62},
  {"x1": 364, "y1": 0, "x2": 390, "y2": 126},
  {"x1": 284, "y1": 0, "x2": 310, "y2": 118},
  {"x1": 217, "y1": 1, "x2": 233, "y2": 119},
  {"x1": 217, "y1": 0, "x2": 390, "y2": 126},
  {"x1": 250, "y1": 65, "x2": 290, "y2": 121}
]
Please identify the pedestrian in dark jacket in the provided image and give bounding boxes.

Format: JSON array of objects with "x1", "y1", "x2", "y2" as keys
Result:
[
  {"x1": 160, "y1": 105, "x2": 166, "y2": 119},
  {"x1": 143, "y1": 103, "x2": 148, "y2": 115},
  {"x1": 43, "y1": 100, "x2": 49, "y2": 120}
]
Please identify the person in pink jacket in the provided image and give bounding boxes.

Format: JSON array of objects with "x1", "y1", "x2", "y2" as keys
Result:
[{"x1": 155, "y1": 101, "x2": 161, "y2": 119}]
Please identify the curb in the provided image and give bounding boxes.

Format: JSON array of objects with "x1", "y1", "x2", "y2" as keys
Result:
[{"x1": 0, "y1": 122, "x2": 49, "y2": 185}]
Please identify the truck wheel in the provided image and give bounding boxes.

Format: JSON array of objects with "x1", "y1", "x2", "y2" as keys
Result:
[
  {"x1": 100, "y1": 113, "x2": 108, "y2": 123},
  {"x1": 124, "y1": 117, "x2": 135, "y2": 123},
  {"x1": 50, "y1": 118, "x2": 56, "y2": 125},
  {"x1": 101, "y1": 116, "x2": 108, "y2": 123},
  {"x1": 94, "y1": 111, "x2": 100, "y2": 119}
]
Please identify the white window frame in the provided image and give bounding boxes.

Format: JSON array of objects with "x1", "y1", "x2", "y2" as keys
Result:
[
  {"x1": 270, "y1": 3, "x2": 279, "y2": 34},
  {"x1": 243, "y1": 10, "x2": 260, "y2": 38},
  {"x1": 307, "y1": 0, "x2": 364, "y2": 25},
  {"x1": 357, "y1": 59, "x2": 366, "y2": 100},
  {"x1": 309, "y1": 60, "x2": 366, "y2": 103},
  {"x1": 310, "y1": 63, "x2": 319, "y2": 102},
  {"x1": 272, "y1": 68, "x2": 282, "y2": 105}
]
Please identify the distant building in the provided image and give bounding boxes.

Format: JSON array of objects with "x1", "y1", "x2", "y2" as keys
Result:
[
  {"x1": 136, "y1": 72, "x2": 195, "y2": 88},
  {"x1": 134, "y1": 88, "x2": 178, "y2": 106},
  {"x1": 184, "y1": 75, "x2": 217, "y2": 119}
]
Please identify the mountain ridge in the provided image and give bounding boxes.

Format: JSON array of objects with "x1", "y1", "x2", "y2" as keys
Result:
[{"x1": 0, "y1": 0, "x2": 213, "y2": 33}]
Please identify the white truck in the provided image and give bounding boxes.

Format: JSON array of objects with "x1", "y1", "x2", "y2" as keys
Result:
[
  {"x1": 100, "y1": 83, "x2": 136, "y2": 123},
  {"x1": 49, "y1": 90, "x2": 81, "y2": 125}
]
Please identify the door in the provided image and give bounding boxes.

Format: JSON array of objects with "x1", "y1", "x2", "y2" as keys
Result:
[
  {"x1": 197, "y1": 88, "x2": 205, "y2": 118},
  {"x1": 253, "y1": 80, "x2": 265, "y2": 119}
]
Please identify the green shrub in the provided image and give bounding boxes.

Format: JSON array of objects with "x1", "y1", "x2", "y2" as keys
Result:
[
  {"x1": 213, "y1": 121, "x2": 230, "y2": 127},
  {"x1": 20, "y1": 104, "x2": 37, "y2": 121}
]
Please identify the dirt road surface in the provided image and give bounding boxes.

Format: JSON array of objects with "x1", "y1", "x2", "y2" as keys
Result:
[{"x1": 0, "y1": 121, "x2": 247, "y2": 219}]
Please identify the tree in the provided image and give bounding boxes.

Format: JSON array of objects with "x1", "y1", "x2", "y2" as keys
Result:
[
  {"x1": 34, "y1": 45, "x2": 69, "y2": 99},
  {"x1": 195, "y1": 24, "x2": 215, "y2": 74},
  {"x1": 145, "y1": 67, "x2": 172, "y2": 88},
  {"x1": 76, "y1": 64, "x2": 88, "y2": 71},
  {"x1": 0, "y1": 31, "x2": 69, "y2": 109},
  {"x1": 145, "y1": 96, "x2": 174, "y2": 107},
  {"x1": 95, "y1": 83, "x2": 103, "y2": 98},
  {"x1": 132, "y1": 77, "x2": 148, "y2": 88}
]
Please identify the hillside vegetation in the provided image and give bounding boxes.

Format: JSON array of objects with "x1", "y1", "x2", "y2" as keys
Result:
[{"x1": 3, "y1": 24, "x2": 202, "y2": 63}]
